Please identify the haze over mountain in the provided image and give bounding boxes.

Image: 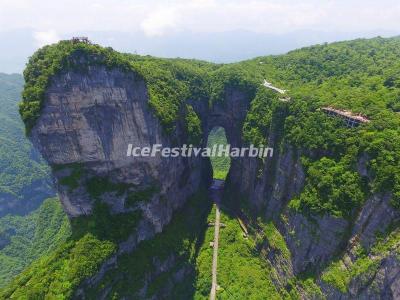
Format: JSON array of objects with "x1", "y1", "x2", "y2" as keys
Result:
[
  {"x1": 2, "y1": 0, "x2": 400, "y2": 73},
  {"x1": 0, "y1": 29, "x2": 397, "y2": 74}
]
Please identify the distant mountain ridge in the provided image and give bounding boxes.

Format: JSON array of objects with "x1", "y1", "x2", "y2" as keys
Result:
[{"x1": 0, "y1": 28, "x2": 397, "y2": 73}]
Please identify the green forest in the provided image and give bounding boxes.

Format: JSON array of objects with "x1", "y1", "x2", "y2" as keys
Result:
[
  {"x1": 0, "y1": 198, "x2": 70, "y2": 288},
  {"x1": 0, "y1": 74, "x2": 65, "y2": 288},
  {"x1": 0, "y1": 73, "x2": 53, "y2": 216}
]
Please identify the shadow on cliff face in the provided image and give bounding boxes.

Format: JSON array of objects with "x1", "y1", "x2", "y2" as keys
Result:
[
  {"x1": 79, "y1": 188, "x2": 213, "y2": 299},
  {"x1": 189, "y1": 86, "x2": 260, "y2": 215}
]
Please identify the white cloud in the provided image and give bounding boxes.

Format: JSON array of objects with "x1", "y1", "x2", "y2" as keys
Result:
[
  {"x1": 0, "y1": 0, "x2": 400, "y2": 36},
  {"x1": 140, "y1": 8, "x2": 179, "y2": 37},
  {"x1": 33, "y1": 30, "x2": 60, "y2": 47}
]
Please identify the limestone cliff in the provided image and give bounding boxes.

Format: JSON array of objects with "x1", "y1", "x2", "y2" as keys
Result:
[
  {"x1": 19, "y1": 40, "x2": 400, "y2": 299},
  {"x1": 29, "y1": 65, "x2": 209, "y2": 251}
]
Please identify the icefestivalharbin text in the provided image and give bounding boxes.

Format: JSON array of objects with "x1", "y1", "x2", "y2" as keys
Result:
[{"x1": 126, "y1": 144, "x2": 273, "y2": 158}]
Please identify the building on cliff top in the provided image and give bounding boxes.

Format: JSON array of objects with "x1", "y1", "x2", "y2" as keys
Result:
[
  {"x1": 71, "y1": 37, "x2": 91, "y2": 44},
  {"x1": 322, "y1": 106, "x2": 370, "y2": 127}
]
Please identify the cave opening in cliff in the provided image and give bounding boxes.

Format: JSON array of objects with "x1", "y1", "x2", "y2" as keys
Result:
[{"x1": 207, "y1": 126, "x2": 231, "y2": 181}]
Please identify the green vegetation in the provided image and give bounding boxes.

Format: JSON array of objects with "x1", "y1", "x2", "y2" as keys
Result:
[
  {"x1": 192, "y1": 205, "x2": 216, "y2": 298},
  {"x1": 55, "y1": 164, "x2": 160, "y2": 208},
  {"x1": 289, "y1": 157, "x2": 365, "y2": 219},
  {"x1": 67, "y1": 174, "x2": 143, "y2": 242},
  {"x1": 214, "y1": 209, "x2": 282, "y2": 299},
  {"x1": 70, "y1": 202, "x2": 141, "y2": 243},
  {"x1": 86, "y1": 195, "x2": 286, "y2": 299},
  {"x1": 209, "y1": 63, "x2": 260, "y2": 105},
  {"x1": 85, "y1": 175, "x2": 132, "y2": 199},
  {"x1": 286, "y1": 277, "x2": 325, "y2": 300},
  {"x1": 259, "y1": 220, "x2": 291, "y2": 259},
  {"x1": 241, "y1": 38, "x2": 400, "y2": 218},
  {"x1": 0, "y1": 233, "x2": 115, "y2": 299},
  {"x1": 55, "y1": 163, "x2": 84, "y2": 191},
  {"x1": 207, "y1": 127, "x2": 231, "y2": 180},
  {"x1": 185, "y1": 104, "x2": 202, "y2": 145},
  {"x1": 0, "y1": 198, "x2": 70, "y2": 287},
  {"x1": 242, "y1": 88, "x2": 280, "y2": 146},
  {"x1": 361, "y1": 128, "x2": 400, "y2": 208},
  {"x1": 0, "y1": 73, "x2": 53, "y2": 215},
  {"x1": 0, "y1": 191, "x2": 142, "y2": 298},
  {"x1": 126, "y1": 185, "x2": 160, "y2": 207}
]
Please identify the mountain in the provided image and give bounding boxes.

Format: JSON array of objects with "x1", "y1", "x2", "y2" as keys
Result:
[
  {"x1": 0, "y1": 74, "x2": 69, "y2": 288},
  {"x1": 0, "y1": 73, "x2": 54, "y2": 217},
  {"x1": 0, "y1": 28, "x2": 398, "y2": 73},
  {"x1": 3, "y1": 37, "x2": 400, "y2": 298}
]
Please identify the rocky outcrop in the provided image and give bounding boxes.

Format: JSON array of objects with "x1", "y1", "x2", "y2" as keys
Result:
[
  {"x1": 350, "y1": 193, "x2": 399, "y2": 250},
  {"x1": 284, "y1": 212, "x2": 349, "y2": 274},
  {"x1": 351, "y1": 254, "x2": 400, "y2": 299},
  {"x1": 317, "y1": 193, "x2": 400, "y2": 299},
  {"x1": 29, "y1": 65, "x2": 208, "y2": 244}
]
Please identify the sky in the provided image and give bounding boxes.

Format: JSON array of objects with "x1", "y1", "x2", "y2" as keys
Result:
[{"x1": 1, "y1": 0, "x2": 400, "y2": 72}]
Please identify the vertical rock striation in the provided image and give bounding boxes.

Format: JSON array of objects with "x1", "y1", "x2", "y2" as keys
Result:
[{"x1": 29, "y1": 65, "x2": 207, "y2": 241}]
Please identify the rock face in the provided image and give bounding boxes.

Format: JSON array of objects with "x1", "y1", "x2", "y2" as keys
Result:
[
  {"x1": 351, "y1": 193, "x2": 399, "y2": 249},
  {"x1": 30, "y1": 65, "x2": 207, "y2": 237},
  {"x1": 352, "y1": 254, "x2": 400, "y2": 299},
  {"x1": 317, "y1": 193, "x2": 400, "y2": 299}
]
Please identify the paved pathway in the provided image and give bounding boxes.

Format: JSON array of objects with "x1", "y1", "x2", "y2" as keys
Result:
[{"x1": 209, "y1": 179, "x2": 223, "y2": 300}]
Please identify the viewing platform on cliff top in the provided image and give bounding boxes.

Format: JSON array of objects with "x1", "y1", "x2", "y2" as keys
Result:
[{"x1": 322, "y1": 106, "x2": 370, "y2": 127}]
